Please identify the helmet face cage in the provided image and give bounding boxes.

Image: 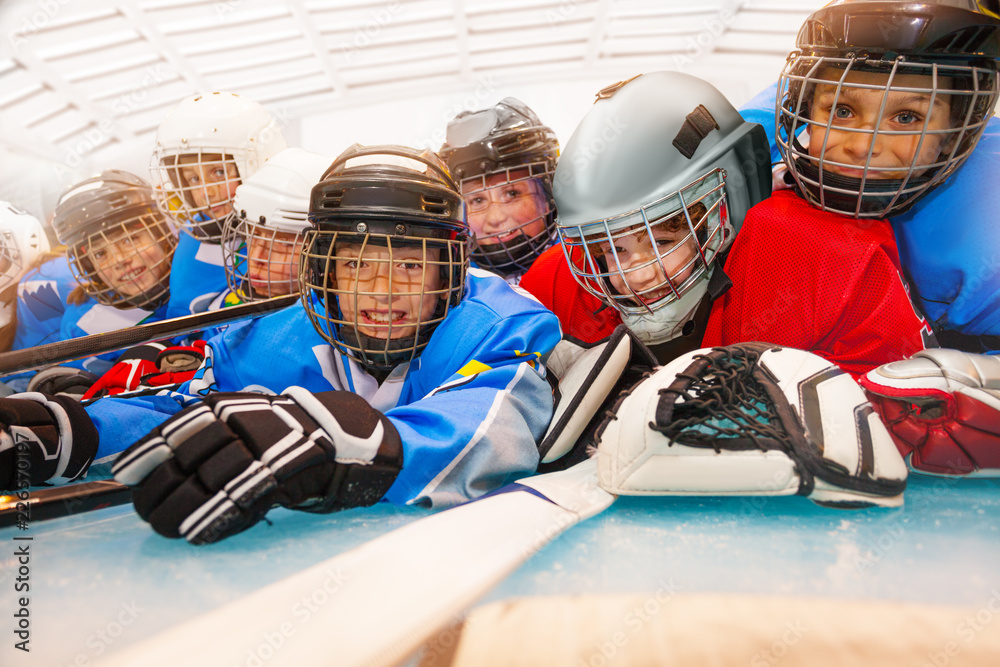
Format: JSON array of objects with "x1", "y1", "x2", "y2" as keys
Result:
[
  {"x1": 0, "y1": 230, "x2": 24, "y2": 291},
  {"x1": 221, "y1": 215, "x2": 306, "y2": 301},
  {"x1": 68, "y1": 211, "x2": 177, "y2": 310},
  {"x1": 778, "y1": 55, "x2": 998, "y2": 217},
  {"x1": 150, "y1": 149, "x2": 247, "y2": 241},
  {"x1": 560, "y1": 169, "x2": 730, "y2": 317},
  {"x1": 300, "y1": 228, "x2": 468, "y2": 372},
  {"x1": 458, "y1": 161, "x2": 556, "y2": 276}
]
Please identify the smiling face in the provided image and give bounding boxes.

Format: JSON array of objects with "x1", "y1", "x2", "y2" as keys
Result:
[
  {"x1": 176, "y1": 154, "x2": 242, "y2": 221},
  {"x1": 589, "y1": 202, "x2": 707, "y2": 309},
  {"x1": 807, "y1": 69, "x2": 954, "y2": 180},
  {"x1": 86, "y1": 219, "x2": 171, "y2": 299},
  {"x1": 245, "y1": 228, "x2": 302, "y2": 298},
  {"x1": 461, "y1": 169, "x2": 549, "y2": 246},
  {"x1": 332, "y1": 241, "x2": 444, "y2": 341}
]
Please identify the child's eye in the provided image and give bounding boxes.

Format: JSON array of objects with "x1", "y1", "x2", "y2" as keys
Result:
[
  {"x1": 93, "y1": 249, "x2": 106, "y2": 260},
  {"x1": 502, "y1": 187, "x2": 524, "y2": 200},
  {"x1": 894, "y1": 111, "x2": 920, "y2": 125},
  {"x1": 399, "y1": 261, "x2": 424, "y2": 271},
  {"x1": 833, "y1": 105, "x2": 853, "y2": 120},
  {"x1": 212, "y1": 167, "x2": 228, "y2": 179}
]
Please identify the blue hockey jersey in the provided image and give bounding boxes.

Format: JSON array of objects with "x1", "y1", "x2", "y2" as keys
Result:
[
  {"x1": 740, "y1": 83, "x2": 1000, "y2": 349},
  {"x1": 87, "y1": 269, "x2": 562, "y2": 508},
  {"x1": 12, "y1": 257, "x2": 81, "y2": 351},
  {"x1": 164, "y1": 232, "x2": 229, "y2": 319}
]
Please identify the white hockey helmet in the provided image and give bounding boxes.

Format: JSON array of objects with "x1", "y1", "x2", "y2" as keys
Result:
[
  {"x1": 554, "y1": 71, "x2": 771, "y2": 346},
  {"x1": 149, "y1": 92, "x2": 288, "y2": 241},
  {"x1": 0, "y1": 201, "x2": 50, "y2": 292},
  {"x1": 222, "y1": 147, "x2": 331, "y2": 302}
]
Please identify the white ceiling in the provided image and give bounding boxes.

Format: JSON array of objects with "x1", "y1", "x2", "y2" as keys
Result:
[{"x1": 0, "y1": 0, "x2": 827, "y2": 220}]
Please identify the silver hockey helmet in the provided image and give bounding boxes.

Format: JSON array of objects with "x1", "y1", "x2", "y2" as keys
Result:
[
  {"x1": 223, "y1": 147, "x2": 330, "y2": 302},
  {"x1": 778, "y1": 0, "x2": 1000, "y2": 218},
  {"x1": 555, "y1": 71, "x2": 771, "y2": 346},
  {"x1": 52, "y1": 170, "x2": 177, "y2": 310},
  {"x1": 149, "y1": 92, "x2": 288, "y2": 241},
  {"x1": 439, "y1": 97, "x2": 559, "y2": 279},
  {"x1": 302, "y1": 144, "x2": 469, "y2": 373}
]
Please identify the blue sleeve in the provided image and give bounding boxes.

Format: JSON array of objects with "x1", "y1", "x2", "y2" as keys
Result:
[
  {"x1": 382, "y1": 294, "x2": 562, "y2": 508},
  {"x1": 739, "y1": 81, "x2": 781, "y2": 164}
]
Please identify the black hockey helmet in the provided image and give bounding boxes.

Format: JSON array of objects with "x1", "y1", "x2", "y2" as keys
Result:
[
  {"x1": 778, "y1": 0, "x2": 1000, "y2": 217},
  {"x1": 438, "y1": 97, "x2": 560, "y2": 277},
  {"x1": 302, "y1": 144, "x2": 470, "y2": 372},
  {"x1": 53, "y1": 170, "x2": 177, "y2": 310}
]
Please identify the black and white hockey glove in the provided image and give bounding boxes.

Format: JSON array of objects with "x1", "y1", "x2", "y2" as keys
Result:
[
  {"x1": 0, "y1": 393, "x2": 99, "y2": 491},
  {"x1": 112, "y1": 388, "x2": 404, "y2": 544},
  {"x1": 595, "y1": 342, "x2": 908, "y2": 508},
  {"x1": 26, "y1": 366, "x2": 100, "y2": 400}
]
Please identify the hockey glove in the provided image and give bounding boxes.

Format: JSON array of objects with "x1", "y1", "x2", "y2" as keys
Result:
[
  {"x1": 82, "y1": 341, "x2": 207, "y2": 400},
  {"x1": 27, "y1": 366, "x2": 100, "y2": 400},
  {"x1": 859, "y1": 349, "x2": 1000, "y2": 476},
  {"x1": 0, "y1": 392, "x2": 99, "y2": 491},
  {"x1": 595, "y1": 342, "x2": 908, "y2": 508},
  {"x1": 538, "y1": 325, "x2": 657, "y2": 472},
  {"x1": 112, "y1": 388, "x2": 404, "y2": 544}
]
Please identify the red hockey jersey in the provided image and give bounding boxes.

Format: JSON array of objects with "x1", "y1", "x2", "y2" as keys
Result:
[
  {"x1": 703, "y1": 190, "x2": 932, "y2": 378},
  {"x1": 519, "y1": 245, "x2": 621, "y2": 344}
]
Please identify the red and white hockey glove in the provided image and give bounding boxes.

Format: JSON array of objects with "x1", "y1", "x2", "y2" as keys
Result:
[
  {"x1": 859, "y1": 349, "x2": 1000, "y2": 476},
  {"x1": 82, "y1": 341, "x2": 207, "y2": 400},
  {"x1": 112, "y1": 388, "x2": 403, "y2": 544}
]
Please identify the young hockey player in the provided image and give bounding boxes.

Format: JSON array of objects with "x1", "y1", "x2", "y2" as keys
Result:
[
  {"x1": 697, "y1": 0, "x2": 1000, "y2": 378},
  {"x1": 0, "y1": 202, "x2": 50, "y2": 353},
  {"x1": 519, "y1": 71, "x2": 771, "y2": 362},
  {"x1": 739, "y1": 0, "x2": 1000, "y2": 355},
  {"x1": 438, "y1": 98, "x2": 559, "y2": 283},
  {"x1": 221, "y1": 147, "x2": 330, "y2": 301},
  {"x1": 149, "y1": 92, "x2": 287, "y2": 317},
  {"x1": 0, "y1": 145, "x2": 562, "y2": 545},
  {"x1": 2, "y1": 172, "x2": 179, "y2": 395}
]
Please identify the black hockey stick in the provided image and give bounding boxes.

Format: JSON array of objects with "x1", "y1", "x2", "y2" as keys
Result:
[
  {"x1": 0, "y1": 293, "x2": 298, "y2": 375},
  {"x1": 0, "y1": 480, "x2": 132, "y2": 528}
]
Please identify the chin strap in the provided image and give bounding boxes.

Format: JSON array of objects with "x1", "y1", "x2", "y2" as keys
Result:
[{"x1": 622, "y1": 266, "x2": 731, "y2": 346}]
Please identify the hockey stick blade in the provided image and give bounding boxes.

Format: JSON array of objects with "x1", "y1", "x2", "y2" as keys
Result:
[
  {"x1": 0, "y1": 480, "x2": 131, "y2": 528},
  {"x1": 0, "y1": 293, "x2": 299, "y2": 375},
  {"x1": 99, "y1": 459, "x2": 615, "y2": 667}
]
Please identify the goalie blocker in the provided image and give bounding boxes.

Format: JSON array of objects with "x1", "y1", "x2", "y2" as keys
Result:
[{"x1": 594, "y1": 342, "x2": 908, "y2": 508}]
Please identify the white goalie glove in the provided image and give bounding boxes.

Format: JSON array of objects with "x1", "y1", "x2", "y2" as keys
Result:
[{"x1": 595, "y1": 342, "x2": 908, "y2": 508}]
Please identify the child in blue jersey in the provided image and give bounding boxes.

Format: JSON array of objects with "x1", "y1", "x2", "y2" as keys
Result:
[
  {"x1": 149, "y1": 92, "x2": 287, "y2": 318},
  {"x1": 0, "y1": 145, "x2": 562, "y2": 545},
  {"x1": 3, "y1": 172, "x2": 178, "y2": 394},
  {"x1": 438, "y1": 98, "x2": 560, "y2": 285}
]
